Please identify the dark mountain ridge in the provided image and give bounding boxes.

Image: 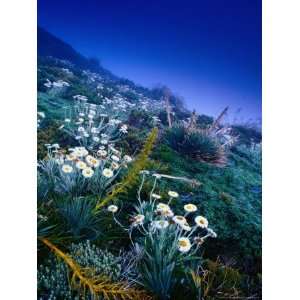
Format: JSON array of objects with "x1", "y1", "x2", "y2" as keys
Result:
[{"x1": 38, "y1": 26, "x2": 115, "y2": 78}]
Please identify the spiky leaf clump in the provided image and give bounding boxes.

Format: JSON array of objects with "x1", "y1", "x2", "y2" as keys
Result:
[
  {"x1": 58, "y1": 197, "x2": 100, "y2": 239},
  {"x1": 165, "y1": 125, "x2": 226, "y2": 166}
]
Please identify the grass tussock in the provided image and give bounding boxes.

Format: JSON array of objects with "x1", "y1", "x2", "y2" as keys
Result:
[{"x1": 165, "y1": 125, "x2": 227, "y2": 166}]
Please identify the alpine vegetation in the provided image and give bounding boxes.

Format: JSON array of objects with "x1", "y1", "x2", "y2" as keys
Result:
[
  {"x1": 37, "y1": 28, "x2": 262, "y2": 299},
  {"x1": 108, "y1": 172, "x2": 217, "y2": 299},
  {"x1": 62, "y1": 95, "x2": 129, "y2": 150}
]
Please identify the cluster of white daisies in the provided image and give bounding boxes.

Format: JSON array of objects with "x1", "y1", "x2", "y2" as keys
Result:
[
  {"x1": 44, "y1": 79, "x2": 70, "y2": 88},
  {"x1": 62, "y1": 98, "x2": 129, "y2": 149},
  {"x1": 50, "y1": 145, "x2": 132, "y2": 179},
  {"x1": 107, "y1": 190, "x2": 217, "y2": 254}
]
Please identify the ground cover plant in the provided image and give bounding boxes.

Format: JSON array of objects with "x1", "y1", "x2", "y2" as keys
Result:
[{"x1": 37, "y1": 30, "x2": 261, "y2": 299}]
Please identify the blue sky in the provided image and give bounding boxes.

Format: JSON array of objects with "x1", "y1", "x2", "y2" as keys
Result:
[{"x1": 38, "y1": 0, "x2": 261, "y2": 121}]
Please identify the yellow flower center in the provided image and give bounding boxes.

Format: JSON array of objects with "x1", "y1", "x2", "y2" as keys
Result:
[{"x1": 179, "y1": 240, "x2": 188, "y2": 247}]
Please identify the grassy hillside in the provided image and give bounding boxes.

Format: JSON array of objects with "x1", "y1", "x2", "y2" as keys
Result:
[{"x1": 37, "y1": 29, "x2": 261, "y2": 299}]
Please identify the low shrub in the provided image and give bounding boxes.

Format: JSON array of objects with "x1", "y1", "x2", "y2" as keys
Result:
[{"x1": 38, "y1": 240, "x2": 127, "y2": 299}]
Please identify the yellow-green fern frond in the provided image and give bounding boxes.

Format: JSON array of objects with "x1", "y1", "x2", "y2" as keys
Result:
[
  {"x1": 94, "y1": 127, "x2": 158, "y2": 212},
  {"x1": 40, "y1": 238, "x2": 151, "y2": 300}
]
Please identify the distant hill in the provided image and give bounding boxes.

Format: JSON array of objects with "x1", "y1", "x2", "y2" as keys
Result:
[
  {"x1": 37, "y1": 27, "x2": 186, "y2": 109},
  {"x1": 38, "y1": 27, "x2": 111, "y2": 76}
]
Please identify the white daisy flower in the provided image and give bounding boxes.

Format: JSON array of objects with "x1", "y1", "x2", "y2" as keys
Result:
[
  {"x1": 164, "y1": 209, "x2": 174, "y2": 217},
  {"x1": 82, "y1": 167, "x2": 94, "y2": 178},
  {"x1": 52, "y1": 144, "x2": 60, "y2": 149},
  {"x1": 168, "y1": 191, "x2": 179, "y2": 198},
  {"x1": 91, "y1": 127, "x2": 98, "y2": 134},
  {"x1": 110, "y1": 147, "x2": 121, "y2": 156},
  {"x1": 133, "y1": 214, "x2": 145, "y2": 225},
  {"x1": 123, "y1": 155, "x2": 132, "y2": 162},
  {"x1": 111, "y1": 155, "x2": 120, "y2": 162},
  {"x1": 74, "y1": 147, "x2": 89, "y2": 157},
  {"x1": 180, "y1": 223, "x2": 192, "y2": 231},
  {"x1": 156, "y1": 203, "x2": 174, "y2": 217},
  {"x1": 64, "y1": 118, "x2": 71, "y2": 123},
  {"x1": 184, "y1": 204, "x2": 198, "y2": 213},
  {"x1": 85, "y1": 155, "x2": 93, "y2": 163},
  {"x1": 97, "y1": 150, "x2": 107, "y2": 157},
  {"x1": 120, "y1": 124, "x2": 128, "y2": 133},
  {"x1": 173, "y1": 216, "x2": 187, "y2": 226},
  {"x1": 153, "y1": 220, "x2": 169, "y2": 229},
  {"x1": 109, "y1": 119, "x2": 121, "y2": 125},
  {"x1": 151, "y1": 193, "x2": 161, "y2": 199},
  {"x1": 140, "y1": 170, "x2": 150, "y2": 175},
  {"x1": 92, "y1": 136, "x2": 100, "y2": 142},
  {"x1": 111, "y1": 162, "x2": 120, "y2": 170},
  {"x1": 62, "y1": 164, "x2": 73, "y2": 173},
  {"x1": 82, "y1": 148, "x2": 89, "y2": 156},
  {"x1": 195, "y1": 216, "x2": 209, "y2": 228},
  {"x1": 156, "y1": 203, "x2": 171, "y2": 212},
  {"x1": 85, "y1": 155, "x2": 100, "y2": 168},
  {"x1": 66, "y1": 153, "x2": 77, "y2": 161},
  {"x1": 178, "y1": 237, "x2": 192, "y2": 253},
  {"x1": 76, "y1": 161, "x2": 87, "y2": 170},
  {"x1": 102, "y1": 168, "x2": 114, "y2": 178},
  {"x1": 101, "y1": 139, "x2": 108, "y2": 145},
  {"x1": 107, "y1": 205, "x2": 118, "y2": 213}
]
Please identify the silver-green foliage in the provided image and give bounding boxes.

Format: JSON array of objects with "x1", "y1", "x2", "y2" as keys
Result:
[
  {"x1": 38, "y1": 256, "x2": 77, "y2": 300},
  {"x1": 138, "y1": 225, "x2": 178, "y2": 300},
  {"x1": 38, "y1": 158, "x2": 87, "y2": 198},
  {"x1": 38, "y1": 240, "x2": 123, "y2": 299},
  {"x1": 70, "y1": 240, "x2": 122, "y2": 281},
  {"x1": 58, "y1": 197, "x2": 100, "y2": 239}
]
